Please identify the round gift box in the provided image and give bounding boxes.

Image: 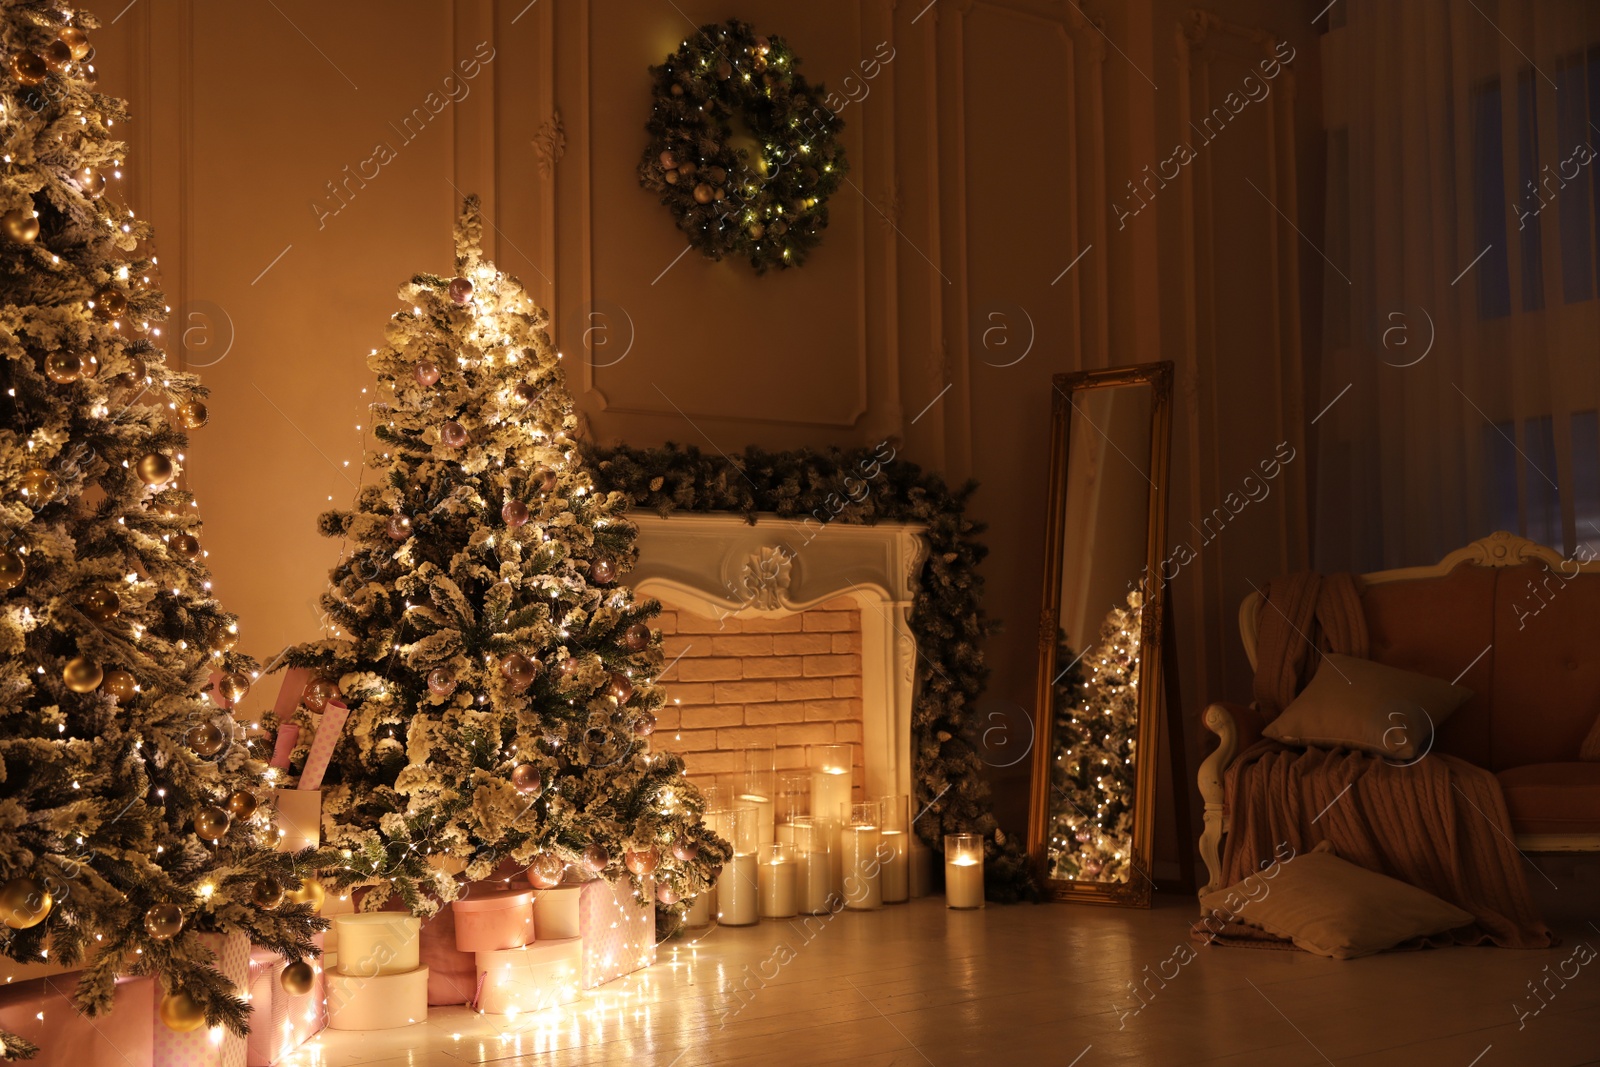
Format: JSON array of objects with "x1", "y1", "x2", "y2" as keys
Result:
[
  {"x1": 325, "y1": 961, "x2": 429, "y2": 1030},
  {"x1": 532, "y1": 884, "x2": 583, "y2": 940},
  {"x1": 474, "y1": 938, "x2": 583, "y2": 1015},
  {"x1": 450, "y1": 887, "x2": 535, "y2": 953},
  {"x1": 333, "y1": 914, "x2": 421, "y2": 976}
]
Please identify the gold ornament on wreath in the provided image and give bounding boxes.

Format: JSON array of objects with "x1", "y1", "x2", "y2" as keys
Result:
[
  {"x1": 0, "y1": 876, "x2": 52, "y2": 929},
  {"x1": 638, "y1": 18, "x2": 847, "y2": 273}
]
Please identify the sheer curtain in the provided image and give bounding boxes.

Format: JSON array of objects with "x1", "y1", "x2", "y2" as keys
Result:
[{"x1": 1314, "y1": 0, "x2": 1600, "y2": 572}]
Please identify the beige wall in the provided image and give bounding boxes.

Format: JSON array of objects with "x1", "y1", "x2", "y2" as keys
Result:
[{"x1": 88, "y1": 0, "x2": 1321, "y2": 863}]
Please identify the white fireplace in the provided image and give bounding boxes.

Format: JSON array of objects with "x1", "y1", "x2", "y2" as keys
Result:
[{"x1": 629, "y1": 512, "x2": 930, "y2": 882}]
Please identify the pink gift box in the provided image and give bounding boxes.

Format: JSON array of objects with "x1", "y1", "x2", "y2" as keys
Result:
[
  {"x1": 271, "y1": 667, "x2": 314, "y2": 721},
  {"x1": 245, "y1": 934, "x2": 326, "y2": 1066},
  {"x1": 578, "y1": 878, "x2": 655, "y2": 989},
  {"x1": 154, "y1": 931, "x2": 249, "y2": 1067},
  {"x1": 450, "y1": 887, "x2": 534, "y2": 953},
  {"x1": 298, "y1": 701, "x2": 348, "y2": 791},
  {"x1": 0, "y1": 972, "x2": 154, "y2": 1067}
]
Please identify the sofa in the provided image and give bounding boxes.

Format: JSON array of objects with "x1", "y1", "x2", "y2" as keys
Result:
[{"x1": 1198, "y1": 531, "x2": 1600, "y2": 896}]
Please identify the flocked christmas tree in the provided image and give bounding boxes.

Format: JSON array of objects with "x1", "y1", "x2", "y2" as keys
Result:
[
  {"x1": 277, "y1": 197, "x2": 727, "y2": 917},
  {"x1": 0, "y1": 1, "x2": 323, "y2": 1056},
  {"x1": 1048, "y1": 588, "x2": 1143, "y2": 883}
]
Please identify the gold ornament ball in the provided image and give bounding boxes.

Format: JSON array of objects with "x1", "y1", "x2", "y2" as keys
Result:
[
  {"x1": 101, "y1": 669, "x2": 137, "y2": 700},
  {"x1": 530, "y1": 466, "x2": 557, "y2": 494},
  {"x1": 178, "y1": 400, "x2": 208, "y2": 429},
  {"x1": 624, "y1": 846, "x2": 659, "y2": 876},
  {"x1": 137, "y1": 452, "x2": 174, "y2": 486},
  {"x1": 582, "y1": 843, "x2": 609, "y2": 873},
  {"x1": 607, "y1": 672, "x2": 634, "y2": 704},
  {"x1": 226, "y1": 789, "x2": 258, "y2": 819},
  {"x1": 63, "y1": 656, "x2": 103, "y2": 693},
  {"x1": 510, "y1": 763, "x2": 543, "y2": 795},
  {"x1": 0, "y1": 876, "x2": 52, "y2": 929},
  {"x1": 284, "y1": 877, "x2": 325, "y2": 912},
  {"x1": 250, "y1": 877, "x2": 284, "y2": 909},
  {"x1": 170, "y1": 533, "x2": 201, "y2": 560},
  {"x1": 93, "y1": 288, "x2": 127, "y2": 319},
  {"x1": 81, "y1": 353, "x2": 100, "y2": 379},
  {"x1": 186, "y1": 722, "x2": 225, "y2": 756},
  {"x1": 193, "y1": 805, "x2": 231, "y2": 839},
  {"x1": 212, "y1": 625, "x2": 239, "y2": 651},
  {"x1": 501, "y1": 653, "x2": 538, "y2": 691},
  {"x1": 82, "y1": 586, "x2": 121, "y2": 622},
  {"x1": 60, "y1": 27, "x2": 91, "y2": 60},
  {"x1": 20, "y1": 468, "x2": 60, "y2": 504},
  {"x1": 41, "y1": 40, "x2": 73, "y2": 74},
  {"x1": 623, "y1": 623, "x2": 652, "y2": 652},
  {"x1": 79, "y1": 168, "x2": 105, "y2": 197},
  {"x1": 279, "y1": 960, "x2": 315, "y2": 996},
  {"x1": 526, "y1": 853, "x2": 563, "y2": 890},
  {"x1": 693, "y1": 183, "x2": 714, "y2": 204},
  {"x1": 8, "y1": 51, "x2": 47, "y2": 86},
  {"x1": 0, "y1": 549, "x2": 24, "y2": 591},
  {"x1": 3, "y1": 208, "x2": 38, "y2": 243},
  {"x1": 143, "y1": 903, "x2": 184, "y2": 940},
  {"x1": 158, "y1": 991, "x2": 206, "y2": 1033},
  {"x1": 217, "y1": 671, "x2": 250, "y2": 704},
  {"x1": 44, "y1": 351, "x2": 83, "y2": 384},
  {"x1": 590, "y1": 557, "x2": 615, "y2": 584},
  {"x1": 303, "y1": 679, "x2": 338, "y2": 712}
]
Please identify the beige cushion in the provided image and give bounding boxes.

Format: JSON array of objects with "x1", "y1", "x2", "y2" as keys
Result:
[
  {"x1": 1199, "y1": 842, "x2": 1473, "y2": 959},
  {"x1": 1263, "y1": 653, "x2": 1472, "y2": 761}
]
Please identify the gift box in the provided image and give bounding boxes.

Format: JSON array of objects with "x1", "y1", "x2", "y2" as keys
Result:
[
  {"x1": 323, "y1": 957, "x2": 429, "y2": 1031},
  {"x1": 245, "y1": 934, "x2": 326, "y2": 1066},
  {"x1": 450, "y1": 887, "x2": 534, "y2": 953},
  {"x1": 473, "y1": 939, "x2": 582, "y2": 1015},
  {"x1": 153, "y1": 930, "x2": 250, "y2": 1067},
  {"x1": 0, "y1": 971, "x2": 154, "y2": 1067},
  {"x1": 271, "y1": 788, "x2": 321, "y2": 852},
  {"x1": 578, "y1": 878, "x2": 655, "y2": 989},
  {"x1": 532, "y1": 884, "x2": 583, "y2": 940}
]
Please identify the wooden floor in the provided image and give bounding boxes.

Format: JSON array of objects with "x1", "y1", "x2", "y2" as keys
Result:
[{"x1": 288, "y1": 857, "x2": 1600, "y2": 1066}]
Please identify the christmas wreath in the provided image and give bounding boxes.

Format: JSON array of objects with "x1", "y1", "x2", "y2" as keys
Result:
[{"x1": 638, "y1": 19, "x2": 848, "y2": 273}]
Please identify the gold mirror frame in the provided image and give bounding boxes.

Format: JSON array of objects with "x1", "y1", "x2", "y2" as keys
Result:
[{"x1": 1027, "y1": 362, "x2": 1174, "y2": 906}]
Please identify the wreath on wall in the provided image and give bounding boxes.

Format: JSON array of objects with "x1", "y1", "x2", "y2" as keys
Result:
[
  {"x1": 637, "y1": 19, "x2": 848, "y2": 274},
  {"x1": 587, "y1": 443, "x2": 1039, "y2": 902}
]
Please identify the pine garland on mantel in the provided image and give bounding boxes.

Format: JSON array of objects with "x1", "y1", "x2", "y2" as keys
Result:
[{"x1": 586, "y1": 442, "x2": 1039, "y2": 901}]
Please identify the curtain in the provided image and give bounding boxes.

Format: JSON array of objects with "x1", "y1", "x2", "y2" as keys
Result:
[{"x1": 1314, "y1": 0, "x2": 1600, "y2": 571}]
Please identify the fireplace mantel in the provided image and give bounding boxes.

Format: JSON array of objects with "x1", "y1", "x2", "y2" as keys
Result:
[{"x1": 628, "y1": 511, "x2": 928, "y2": 808}]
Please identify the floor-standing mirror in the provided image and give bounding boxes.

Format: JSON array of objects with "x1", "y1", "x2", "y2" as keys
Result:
[{"x1": 1028, "y1": 362, "x2": 1174, "y2": 906}]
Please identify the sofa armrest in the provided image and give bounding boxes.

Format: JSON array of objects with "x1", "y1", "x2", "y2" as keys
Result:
[{"x1": 1197, "y1": 701, "x2": 1266, "y2": 897}]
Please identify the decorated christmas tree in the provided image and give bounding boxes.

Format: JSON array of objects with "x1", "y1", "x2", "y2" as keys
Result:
[
  {"x1": 0, "y1": 1, "x2": 324, "y2": 1055},
  {"x1": 277, "y1": 197, "x2": 726, "y2": 917},
  {"x1": 1048, "y1": 589, "x2": 1143, "y2": 883}
]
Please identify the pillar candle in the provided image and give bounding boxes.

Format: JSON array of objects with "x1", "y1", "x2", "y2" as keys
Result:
[
  {"x1": 737, "y1": 793, "x2": 774, "y2": 846},
  {"x1": 684, "y1": 887, "x2": 715, "y2": 926},
  {"x1": 844, "y1": 804, "x2": 881, "y2": 910},
  {"x1": 944, "y1": 833, "x2": 985, "y2": 909},
  {"x1": 716, "y1": 853, "x2": 759, "y2": 926},
  {"x1": 792, "y1": 819, "x2": 833, "y2": 915},
  {"x1": 757, "y1": 845, "x2": 797, "y2": 918},
  {"x1": 879, "y1": 829, "x2": 909, "y2": 903},
  {"x1": 808, "y1": 769, "x2": 851, "y2": 828}
]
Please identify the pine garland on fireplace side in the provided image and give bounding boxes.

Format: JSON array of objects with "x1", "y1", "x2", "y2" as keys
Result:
[{"x1": 587, "y1": 443, "x2": 1039, "y2": 902}]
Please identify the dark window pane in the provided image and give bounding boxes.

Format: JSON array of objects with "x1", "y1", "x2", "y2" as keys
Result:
[
  {"x1": 1517, "y1": 70, "x2": 1546, "y2": 312},
  {"x1": 1472, "y1": 78, "x2": 1512, "y2": 319}
]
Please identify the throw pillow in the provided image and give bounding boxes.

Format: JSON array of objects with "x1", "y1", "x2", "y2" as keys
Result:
[
  {"x1": 1263, "y1": 653, "x2": 1471, "y2": 761},
  {"x1": 1198, "y1": 842, "x2": 1474, "y2": 959},
  {"x1": 1581, "y1": 711, "x2": 1600, "y2": 761}
]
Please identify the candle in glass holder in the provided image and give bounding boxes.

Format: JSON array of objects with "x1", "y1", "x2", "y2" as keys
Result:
[
  {"x1": 776, "y1": 772, "x2": 810, "y2": 845},
  {"x1": 877, "y1": 794, "x2": 910, "y2": 904},
  {"x1": 757, "y1": 843, "x2": 798, "y2": 918},
  {"x1": 944, "y1": 833, "x2": 985, "y2": 909},
  {"x1": 792, "y1": 817, "x2": 834, "y2": 915},
  {"x1": 809, "y1": 744, "x2": 852, "y2": 896},
  {"x1": 714, "y1": 806, "x2": 759, "y2": 926},
  {"x1": 843, "y1": 802, "x2": 882, "y2": 910},
  {"x1": 684, "y1": 886, "x2": 715, "y2": 926},
  {"x1": 741, "y1": 743, "x2": 776, "y2": 846}
]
